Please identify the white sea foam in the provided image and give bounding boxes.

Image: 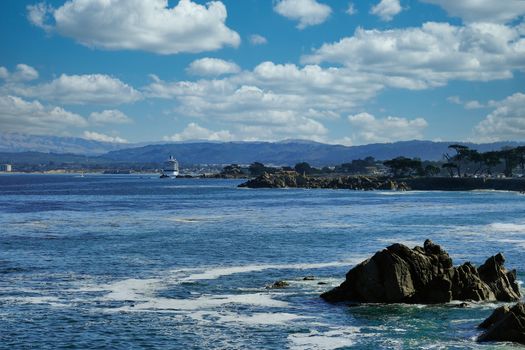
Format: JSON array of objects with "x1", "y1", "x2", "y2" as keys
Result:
[
  {"x1": 487, "y1": 222, "x2": 525, "y2": 233},
  {"x1": 101, "y1": 278, "x2": 162, "y2": 301},
  {"x1": 109, "y1": 292, "x2": 288, "y2": 313},
  {"x1": 2, "y1": 296, "x2": 68, "y2": 307},
  {"x1": 288, "y1": 327, "x2": 362, "y2": 350},
  {"x1": 189, "y1": 311, "x2": 306, "y2": 325},
  {"x1": 176, "y1": 260, "x2": 361, "y2": 283}
]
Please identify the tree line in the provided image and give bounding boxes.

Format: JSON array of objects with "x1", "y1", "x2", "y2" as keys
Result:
[{"x1": 383, "y1": 144, "x2": 525, "y2": 178}]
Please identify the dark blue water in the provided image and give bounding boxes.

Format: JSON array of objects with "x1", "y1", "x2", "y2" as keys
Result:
[{"x1": 0, "y1": 174, "x2": 524, "y2": 349}]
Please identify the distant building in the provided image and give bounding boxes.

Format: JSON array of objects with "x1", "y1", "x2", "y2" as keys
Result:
[{"x1": 0, "y1": 164, "x2": 12, "y2": 172}]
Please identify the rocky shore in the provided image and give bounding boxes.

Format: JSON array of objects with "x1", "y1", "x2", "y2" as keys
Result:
[
  {"x1": 320, "y1": 240, "x2": 524, "y2": 344},
  {"x1": 321, "y1": 240, "x2": 520, "y2": 304},
  {"x1": 238, "y1": 172, "x2": 525, "y2": 192},
  {"x1": 238, "y1": 171, "x2": 410, "y2": 190},
  {"x1": 478, "y1": 302, "x2": 525, "y2": 344}
]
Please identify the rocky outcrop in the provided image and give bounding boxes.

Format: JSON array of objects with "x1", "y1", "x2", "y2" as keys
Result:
[
  {"x1": 478, "y1": 303, "x2": 525, "y2": 344},
  {"x1": 321, "y1": 240, "x2": 520, "y2": 304},
  {"x1": 238, "y1": 172, "x2": 410, "y2": 191}
]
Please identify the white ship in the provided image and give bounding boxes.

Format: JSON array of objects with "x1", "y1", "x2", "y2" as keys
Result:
[{"x1": 161, "y1": 155, "x2": 179, "y2": 178}]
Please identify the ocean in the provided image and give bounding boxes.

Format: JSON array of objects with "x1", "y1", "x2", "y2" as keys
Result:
[{"x1": 0, "y1": 174, "x2": 524, "y2": 349}]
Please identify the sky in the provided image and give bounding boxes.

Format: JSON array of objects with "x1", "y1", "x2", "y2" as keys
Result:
[{"x1": 0, "y1": 0, "x2": 524, "y2": 145}]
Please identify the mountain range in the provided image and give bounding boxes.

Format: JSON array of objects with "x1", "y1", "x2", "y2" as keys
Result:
[{"x1": 0, "y1": 133, "x2": 523, "y2": 166}]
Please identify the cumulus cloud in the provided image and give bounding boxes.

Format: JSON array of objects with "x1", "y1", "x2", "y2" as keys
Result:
[
  {"x1": 370, "y1": 0, "x2": 402, "y2": 21},
  {"x1": 14, "y1": 74, "x2": 141, "y2": 105},
  {"x1": 274, "y1": 0, "x2": 332, "y2": 29},
  {"x1": 0, "y1": 64, "x2": 39, "y2": 82},
  {"x1": 474, "y1": 92, "x2": 525, "y2": 142},
  {"x1": 420, "y1": 0, "x2": 525, "y2": 24},
  {"x1": 83, "y1": 131, "x2": 128, "y2": 143},
  {"x1": 89, "y1": 109, "x2": 132, "y2": 124},
  {"x1": 347, "y1": 112, "x2": 428, "y2": 144},
  {"x1": 146, "y1": 61, "x2": 360, "y2": 141},
  {"x1": 302, "y1": 22, "x2": 525, "y2": 89},
  {"x1": 163, "y1": 122, "x2": 233, "y2": 142},
  {"x1": 0, "y1": 67, "x2": 8, "y2": 80},
  {"x1": 187, "y1": 58, "x2": 240, "y2": 77},
  {"x1": 27, "y1": 2, "x2": 53, "y2": 31},
  {"x1": 447, "y1": 96, "x2": 485, "y2": 109},
  {"x1": 0, "y1": 95, "x2": 87, "y2": 135},
  {"x1": 249, "y1": 34, "x2": 268, "y2": 45},
  {"x1": 145, "y1": 61, "x2": 383, "y2": 141},
  {"x1": 346, "y1": 3, "x2": 357, "y2": 15},
  {"x1": 27, "y1": 0, "x2": 240, "y2": 55}
]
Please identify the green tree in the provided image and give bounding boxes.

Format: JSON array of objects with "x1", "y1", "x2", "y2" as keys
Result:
[
  {"x1": 499, "y1": 147, "x2": 519, "y2": 177},
  {"x1": 294, "y1": 162, "x2": 314, "y2": 175},
  {"x1": 444, "y1": 144, "x2": 471, "y2": 177},
  {"x1": 481, "y1": 151, "x2": 501, "y2": 175},
  {"x1": 424, "y1": 164, "x2": 441, "y2": 177},
  {"x1": 383, "y1": 157, "x2": 422, "y2": 177}
]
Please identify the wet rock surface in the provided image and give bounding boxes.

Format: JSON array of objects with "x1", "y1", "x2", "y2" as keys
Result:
[
  {"x1": 238, "y1": 172, "x2": 409, "y2": 191},
  {"x1": 321, "y1": 240, "x2": 520, "y2": 304},
  {"x1": 478, "y1": 302, "x2": 525, "y2": 344}
]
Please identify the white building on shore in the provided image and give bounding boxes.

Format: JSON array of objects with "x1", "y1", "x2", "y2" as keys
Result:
[{"x1": 0, "y1": 164, "x2": 12, "y2": 172}]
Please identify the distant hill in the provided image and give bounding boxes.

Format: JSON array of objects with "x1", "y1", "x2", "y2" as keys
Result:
[
  {"x1": 1, "y1": 136, "x2": 523, "y2": 167},
  {"x1": 100, "y1": 140, "x2": 525, "y2": 166},
  {"x1": 0, "y1": 133, "x2": 139, "y2": 155}
]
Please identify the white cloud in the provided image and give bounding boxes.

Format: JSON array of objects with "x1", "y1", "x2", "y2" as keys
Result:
[
  {"x1": 249, "y1": 34, "x2": 268, "y2": 45},
  {"x1": 89, "y1": 110, "x2": 132, "y2": 124},
  {"x1": 447, "y1": 96, "x2": 485, "y2": 109},
  {"x1": 0, "y1": 67, "x2": 9, "y2": 80},
  {"x1": 28, "y1": 0, "x2": 240, "y2": 55},
  {"x1": 27, "y1": 2, "x2": 53, "y2": 31},
  {"x1": 83, "y1": 131, "x2": 128, "y2": 143},
  {"x1": 346, "y1": 3, "x2": 357, "y2": 15},
  {"x1": 145, "y1": 62, "x2": 380, "y2": 140},
  {"x1": 147, "y1": 61, "x2": 355, "y2": 141},
  {"x1": 420, "y1": 0, "x2": 525, "y2": 24},
  {"x1": 302, "y1": 22, "x2": 525, "y2": 89},
  {"x1": 187, "y1": 58, "x2": 240, "y2": 77},
  {"x1": 0, "y1": 95, "x2": 87, "y2": 135},
  {"x1": 370, "y1": 0, "x2": 402, "y2": 21},
  {"x1": 14, "y1": 74, "x2": 141, "y2": 105},
  {"x1": 163, "y1": 122, "x2": 233, "y2": 142},
  {"x1": 274, "y1": 0, "x2": 332, "y2": 29},
  {"x1": 474, "y1": 92, "x2": 525, "y2": 142},
  {"x1": 0, "y1": 64, "x2": 39, "y2": 82},
  {"x1": 464, "y1": 100, "x2": 485, "y2": 110},
  {"x1": 347, "y1": 112, "x2": 428, "y2": 144}
]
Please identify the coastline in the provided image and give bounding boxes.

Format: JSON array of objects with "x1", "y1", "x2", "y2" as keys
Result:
[{"x1": 238, "y1": 172, "x2": 525, "y2": 192}]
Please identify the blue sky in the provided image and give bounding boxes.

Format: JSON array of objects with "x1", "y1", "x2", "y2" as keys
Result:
[{"x1": 0, "y1": 0, "x2": 524, "y2": 145}]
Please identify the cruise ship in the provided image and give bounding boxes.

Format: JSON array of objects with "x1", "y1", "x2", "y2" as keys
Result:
[{"x1": 161, "y1": 155, "x2": 179, "y2": 178}]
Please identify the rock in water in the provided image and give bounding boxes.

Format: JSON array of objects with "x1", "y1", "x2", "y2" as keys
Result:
[
  {"x1": 478, "y1": 303, "x2": 525, "y2": 344},
  {"x1": 321, "y1": 240, "x2": 520, "y2": 304}
]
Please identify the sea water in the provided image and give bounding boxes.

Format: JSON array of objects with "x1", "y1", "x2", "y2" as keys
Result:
[{"x1": 0, "y1": 174, "x2": 524, "y2": 349}]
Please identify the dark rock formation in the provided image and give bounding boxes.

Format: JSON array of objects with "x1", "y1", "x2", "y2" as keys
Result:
[
  {"x1": 478, "y1": 303, "x2": 525, "y2": 344},
  {"x1": 238, "y1": 171, "x2": 410, "y2": 191},
  {"x1": 321, "y1": 240, "x2": 520, "y2": 304},
  {"x1": 267, "y1": 280, "x2": 289, "y2": 289}
]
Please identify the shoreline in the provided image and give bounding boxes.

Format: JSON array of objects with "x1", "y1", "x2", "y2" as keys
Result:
[{"x1": 238, "y1": 172, "x2": 525, "y2": 192}]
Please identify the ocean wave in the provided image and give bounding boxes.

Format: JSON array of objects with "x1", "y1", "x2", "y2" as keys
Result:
[
  {"x1": 107, "y1": 293, "x2": 288, "y2": 313},
  {"x1": 288, "y1": 327, "x2": 362, "y2": 350}
]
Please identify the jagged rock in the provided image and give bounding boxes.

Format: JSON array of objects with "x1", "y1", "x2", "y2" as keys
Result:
[
  {"x1": 478, "y1": 303, "x2": 525, "y2": 344},
  {"x1": 267, "y1": 280, "x2": 289, "y2": 289},
  {"x1": 303, "y1": 276, "x2": 315, "y2": 281},
  {"x1": 321, "y1": 240, "x2": 520, "y2": 304},
  {"x1": 239, "y1": 172, "x2": 409, "y2": 191}
]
